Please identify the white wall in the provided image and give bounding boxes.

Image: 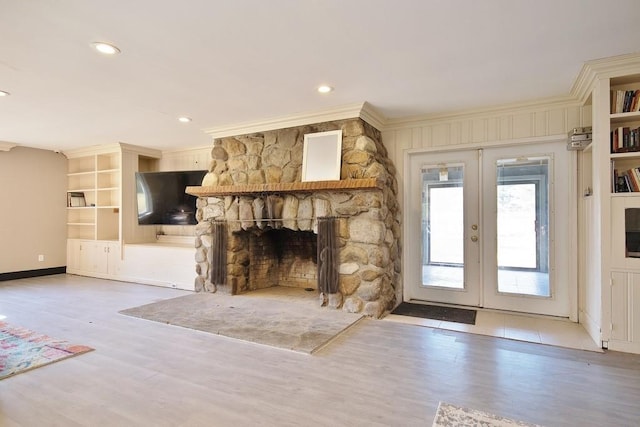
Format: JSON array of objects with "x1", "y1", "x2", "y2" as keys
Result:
[{"x1": 0, "y1": 146, "x2": 67, "y2": 273}]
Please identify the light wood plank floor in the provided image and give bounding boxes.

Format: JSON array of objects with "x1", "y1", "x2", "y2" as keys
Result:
[{"x1": 1, "y1": 274, "x2": 640, "y2": 426}]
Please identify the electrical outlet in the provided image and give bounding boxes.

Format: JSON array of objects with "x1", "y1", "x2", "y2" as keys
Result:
[{"x1": 38, "y1": 254, "x2": 44, "y2": 262}]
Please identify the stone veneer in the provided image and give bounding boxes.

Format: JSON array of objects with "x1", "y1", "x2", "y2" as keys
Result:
[{"x1": 193, "y1": 118, "x2": 400, "y2": 317}]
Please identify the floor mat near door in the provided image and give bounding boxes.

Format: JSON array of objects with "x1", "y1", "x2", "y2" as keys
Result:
[{"x1": 391, "y1": 302, "x2": 477, "y2": 325}]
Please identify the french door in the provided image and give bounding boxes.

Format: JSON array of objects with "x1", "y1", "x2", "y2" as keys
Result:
[{"x1": 405, "y1": 141, "x2": 572, "y2": 317}]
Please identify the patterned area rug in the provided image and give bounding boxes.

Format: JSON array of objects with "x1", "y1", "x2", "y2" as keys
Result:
[
  {"x1": 432, "y1": 402, "x2": 543, "y2": 427},
  {"x1": 0, "y1": 321, "x2": 93, "y2": 380}
]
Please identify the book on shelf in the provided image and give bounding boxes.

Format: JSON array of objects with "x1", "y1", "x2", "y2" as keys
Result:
[
  {"x1": 611, "y1": 89, "x2": 640, "y2": 114},
  {"x1": 611, "y1": 126, "x2": 640, "y2": 153},
  {"x1": 67, "y1": 192, "x2": 86, "y2": 207},
  {"x1": 615, "y1": 171, "x2": 631, "y2": 192},
  {"x1": 614, "y1": 168, "x2": 640, "y2": 193}
]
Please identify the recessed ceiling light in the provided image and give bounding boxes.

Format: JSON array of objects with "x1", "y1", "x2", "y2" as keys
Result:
[
  {"x1": 0, "y1": 90, "x2": 10, "y2": 97},
  {"x1": 92, "y1": 42, "x2": 121, "y2": 55},
  {"x1": 178, "y1": 117, "x2": 192, "y2": 123},
  {"x1": 317, "y1": 85, "x2": 333, "y2": 94}
]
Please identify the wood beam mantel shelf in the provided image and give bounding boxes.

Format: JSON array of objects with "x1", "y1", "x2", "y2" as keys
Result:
[{"x1": 186, "y1": 178, "x2": 383, "y2": 197}]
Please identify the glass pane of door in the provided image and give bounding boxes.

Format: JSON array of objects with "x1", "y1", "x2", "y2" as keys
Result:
[
  {"x1": 422, "y1": 164, "x2": 464, "y2": 289},
  {"x1": 496, "y1": 157, "x2": 550, "y2": 297}
]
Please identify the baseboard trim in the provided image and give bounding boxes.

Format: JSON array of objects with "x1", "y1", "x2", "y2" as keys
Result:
[{"x1": 0, "y1": 267, "x2": 67, "y2": 282}]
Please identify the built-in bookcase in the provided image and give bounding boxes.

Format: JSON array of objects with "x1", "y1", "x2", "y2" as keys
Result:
[
  {"x1": 65, "y1": 143, "x2": 163, "y2": 280},
  {"x1": 66, "y1": 150, "x2": 121, "y2": 241},
  {"x1": 604, "y1": 72, "x2": 640, "y2": 353},
  {"x1": 610, "y1": 75, "x2": 640, "y2": 194}
]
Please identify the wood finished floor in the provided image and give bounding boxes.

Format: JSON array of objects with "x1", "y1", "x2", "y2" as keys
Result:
[{"x1": 1, "y1": 274, "x2": 640, "y2": 427}]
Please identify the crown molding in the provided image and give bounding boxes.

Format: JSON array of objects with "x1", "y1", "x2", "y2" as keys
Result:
[
  {"x1": 119, "y1": 142, "x2": 162, "y2": 158},
  {"x1": 571, "y1": 52, "x2": 640, "y2": 104},
  {"x1": 203, "y1": 102, "x2": 386, "y2": 139},
  {"x1": 0, "y1": 141, "x2": 18, "y2": 151},
  {"x1": 161, "y1": 144, "x2": 212, "y2": 155},
  {"x1": 359, "y1": 101, "x2": 386, "y2": 130},
  {"x1": 63, "y1": 142, "x2": 162, "y2": 159}
]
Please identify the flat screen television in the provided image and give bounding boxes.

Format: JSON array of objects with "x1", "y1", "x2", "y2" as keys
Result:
[{"x1": 135, "y1": 170, "x2": 207, "y2": 225}]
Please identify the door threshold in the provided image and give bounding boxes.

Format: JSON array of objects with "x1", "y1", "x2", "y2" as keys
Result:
[
  {"x1": 406, "y1": 299, "x2": 574, "y2": 322},
  {"x1": 385, "y1": 302, "x2": 601, "y2": 352}
]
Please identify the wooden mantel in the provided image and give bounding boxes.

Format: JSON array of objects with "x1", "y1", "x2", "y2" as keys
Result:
[{"x1": 186, "y1": 178, "x2": 383, "y2": 197}]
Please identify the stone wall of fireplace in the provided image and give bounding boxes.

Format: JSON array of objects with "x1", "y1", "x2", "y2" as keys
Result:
[{"x1": 192, "y1": 118, "x2": 401, "y2": 317}]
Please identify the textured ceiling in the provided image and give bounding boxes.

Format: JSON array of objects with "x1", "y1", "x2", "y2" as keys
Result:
[{"x1": 1, "y1": 0, "x2": 639, "y2": 152}]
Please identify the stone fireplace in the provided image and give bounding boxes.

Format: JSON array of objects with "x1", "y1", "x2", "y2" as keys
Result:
[{"x1": 189, "y1": 118, "x2": 400, "y2": 317}]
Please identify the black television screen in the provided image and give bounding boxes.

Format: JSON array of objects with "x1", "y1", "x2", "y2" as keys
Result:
[{"x1": 135, "y1": 170, "x2": 207, "y2": 225}]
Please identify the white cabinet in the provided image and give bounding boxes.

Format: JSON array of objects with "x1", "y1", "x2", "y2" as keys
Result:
[
  {"x1": 610, "y1": 271, "x2": 640, "y2": 353},
  {"x1": 67, "y1": 240, "x2": 120, "y2": 278},
  {"x1": 117, "y1": 243, "x2": 195, "y2": 291},
  {"x1": 611, "y1": 196, "x2": 640, "y2": 270}
]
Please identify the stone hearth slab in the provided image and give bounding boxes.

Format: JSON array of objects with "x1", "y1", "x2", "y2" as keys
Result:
[{"x1": 119, "y1": 286, "x2": 363, "y2": 354}]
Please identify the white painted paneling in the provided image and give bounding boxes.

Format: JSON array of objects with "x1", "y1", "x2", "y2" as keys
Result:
[
  {"x1": 380, "y1": 130, "x2": 396, "y2": 165},
  {"x1": 499, "y1": 115, "x2": 512, "y2": 139},
  {"x1": 411, "y1": 128, "x2": 422, "y2": 149},
  {"x1": 395, "y1": 128, "x2": 413, "y2": 150},
  {"x1": 421, "y1": 126, "x2": 433, "y2": 148},
  {"x1": 631, "y1": 273, "x2": 640, "y2": 343},
  {"x1": 582, "y1": 104, "x2": 593, "y2": 127},
  {"x1": 159, "y1": 147, "x2": 211, "y2": 172},
  {"x1": 534, "y1": 111, "x2": 547, "y2": 136},
  {"x1": 432, "y1": 123, "x2": 450, "y2": 147},
  {"x1": 512, "y1": 112, "x2": 534, "y2": 139},
  {"x1": 487, "y1": 117, "x2": 499, "y2": 141},
  {"x1": 471, "y1": 118, "x2": 486, "y2": 143},
  {"x1": 548, "y1": 109, "x2": 566, "y2": 135},
  {"x1": 610, "y1": 272, "x2": 640, "y2": 345},
  {"x1": 566, "y1": 107, "x2": 582, "y2": 131},
  {"x1": 461, "y1": 120, "x2": 473, "y2": 145},
  {"x1": 611, "y1": 271, "x2": 629, "y2": 341}
]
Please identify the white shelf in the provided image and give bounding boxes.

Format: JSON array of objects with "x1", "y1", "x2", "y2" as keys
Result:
[
  {"x1": 611, "y1": 192, "x2": 640, "y2": 197},
  {"x1": 611, "y1": 151, "x2": 640, "y2": 159},
  {"x1": 67, "y1": 171, "x2": 95, "y2": 177},
  {"x1": 610, "y1": 111, "x2": 640, "y2": 124},
  {"x1": 67, "y1": 188, "x2": 95, "y2": 192}
]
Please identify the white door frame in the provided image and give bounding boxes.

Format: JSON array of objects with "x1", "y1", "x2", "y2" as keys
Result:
[{"x1": 402, "y1": 136, "x2": 578, "y2": 321}]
